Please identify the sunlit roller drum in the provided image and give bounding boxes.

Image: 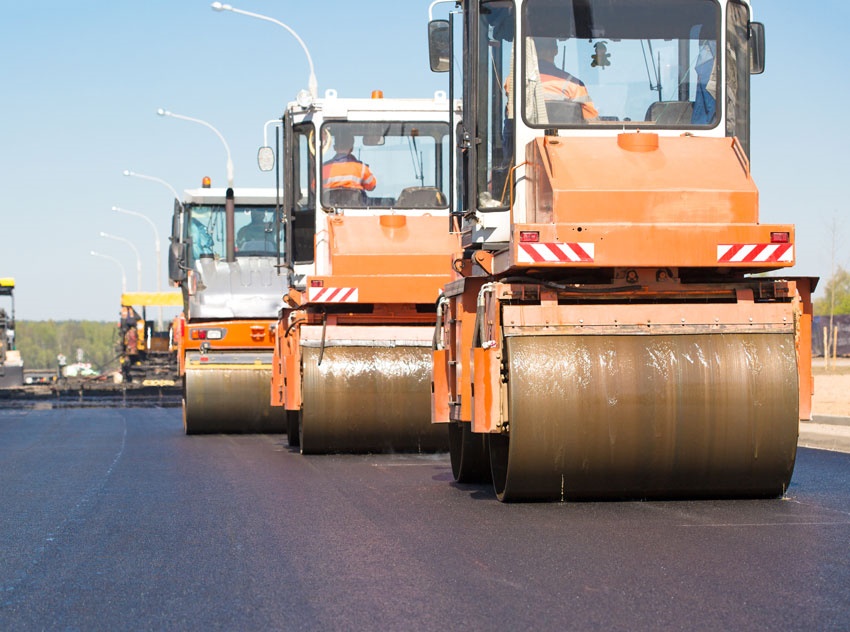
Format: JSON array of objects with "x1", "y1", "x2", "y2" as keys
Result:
[
  {"x1": 184, "y1": 358, "x2": 287, "y2": 434},
  {"x1": 449, "y1": 421, "x2": 491, "y2": 484},
  {"x1": 490, "y1": 333, "x2": 799, "y2": 502},
  {"x1": 300, "y1": 345, "x2": 449, "y2": 454}
]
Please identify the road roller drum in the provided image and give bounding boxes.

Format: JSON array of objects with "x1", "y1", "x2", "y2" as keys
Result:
[
  {"x1": 448, "y1": 421, "x2": 492, "y2": 484},
  {"x1": 490, "y1": 333, "x2": 799, "y2": 501},
  {"x1": 184, "y1": 352, "x2": 287, "y2": 435},
  {"x1": 299, "y1": 345, "x2": 449, "y2": 454}
]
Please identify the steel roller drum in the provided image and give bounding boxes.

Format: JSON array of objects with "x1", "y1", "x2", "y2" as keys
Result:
[
  {"x1": 491, "y1": 333, "x2": 799, "y2": 501},
  {"x1": 449, "y1": 421, "x2": 492, "y2": 483},
  {"x1": 184, "y1": 365, "x2": 287, "y2": 434},
  {"x1": 300, "y1": 345, "x2": 449, "y2": 454}
]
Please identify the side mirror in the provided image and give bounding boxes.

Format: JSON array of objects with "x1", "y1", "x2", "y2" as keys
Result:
[
  {"x1": 258, "y1": 146, "x2": 275, "y2": 172},
  {"x1": 749, "y1": 22, "x2": 765, "y2": 74},
  {"x1": 428, "y1": 20, "x2": 450, "y2": 73},
  {"x1": 168, "y1": 241, "x2": 188, "y2": 283}
]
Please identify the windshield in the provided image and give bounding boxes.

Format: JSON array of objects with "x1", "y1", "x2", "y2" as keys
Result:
[
  {"x1": 522, "y1": 0, "x2": 720, "y2": 127},
  {"x1": 320, "y1": 121, "x2": 451, "y2": 210},
  {"x1": 187, "y1": 204, "x2": 283, "y2": 260}
]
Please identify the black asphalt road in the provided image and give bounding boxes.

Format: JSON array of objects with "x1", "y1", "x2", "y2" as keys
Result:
[{"x1": 1, "y1": 405, "x2": 849, "y2": 631}]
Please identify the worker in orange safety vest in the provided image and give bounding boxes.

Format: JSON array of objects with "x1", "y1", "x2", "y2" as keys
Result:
[
  {"x1": 322, "y1": 129, "x2": 377, "y2": 192},
  {"x1": 535, "y1": 38, "x2": 599, "y2": 121}
]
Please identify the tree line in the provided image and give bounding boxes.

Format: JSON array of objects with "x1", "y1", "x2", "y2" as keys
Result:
[
  {"x1": 15, "y1": 320, "x2": 121, "y2": 372},
  {"x1": 813, "y1": 265, "x2": 850, "y2": 316},
  {"x1": 813, "y1": 265, "x2": 850, "y2": 358}
]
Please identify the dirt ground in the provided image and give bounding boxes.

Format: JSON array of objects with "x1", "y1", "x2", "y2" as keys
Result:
[{"x1": 812, "y1": 360, "x2": 850, "y2": 417}]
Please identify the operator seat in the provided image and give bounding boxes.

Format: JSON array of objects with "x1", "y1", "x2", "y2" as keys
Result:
[
  {"x1": 645, "y1": 101, "x2": 694, "y2": 124},
  {"x1": 544, "y1": 101, "x2": 584, "y2": 125},
  {"x1": 323, "y1": 188, "x2": 366, "y2": 208},
  {"x1": 396, "y1": 187, "x2": 447, "y2": 209}
]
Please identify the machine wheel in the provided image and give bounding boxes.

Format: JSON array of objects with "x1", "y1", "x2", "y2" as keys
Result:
[
  {"x1": 182, "y1": 396, "x2": 193, "y2": 435},
  {"x1": 183, "y1": 366, "x2": 287, "y2": 434},
  {"x1": 490, "y1": 333, "x2": 800, "y2": 502},
  {"x1": 300, "y1": 345, "x2": 449, "y2": 454},
  {"x1": 449, "y1": 421, "x2": 491, "y2": 483},
  {"x1": 287, "y1": 410, "x2": 301, "y2": 448}
]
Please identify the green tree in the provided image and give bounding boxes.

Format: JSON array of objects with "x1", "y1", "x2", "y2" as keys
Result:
[
  {"x1": 15, "y1": 320, "x2": 120, "y2": 371},
  {"x1": 813, "y1": 265, "x2": 850, "y2": 316}
]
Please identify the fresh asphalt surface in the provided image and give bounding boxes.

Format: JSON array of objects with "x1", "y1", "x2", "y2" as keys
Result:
[{"x1": 1, "y1": 405, "x2": 848, "y2": 631}]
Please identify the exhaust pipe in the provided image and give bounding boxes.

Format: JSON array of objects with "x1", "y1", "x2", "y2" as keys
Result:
[{"x1": 225, "y1": 187, "x2": 235, "y2": 262}]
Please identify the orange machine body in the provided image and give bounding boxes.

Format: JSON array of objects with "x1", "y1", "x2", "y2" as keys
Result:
[
  {"x1": 272, "y1": 214, "x2": 459, "y2": 412},
  {"x1": 514, "y1": 134, "x2": 793, "y2": 272},
  {"x1": 427, "y1": 0, "x2": 815, "y2": 500},
  {"x1": 268, "y1": 91, "x2": 462, "y2": 450},
  {"x1": 435, "y1": 133, "x2": 815, "y2": 431}
]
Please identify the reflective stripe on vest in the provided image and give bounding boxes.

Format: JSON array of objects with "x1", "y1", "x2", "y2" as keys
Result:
[{"x1": 322, "y1": 156, "x2": 376, "y2": 190}]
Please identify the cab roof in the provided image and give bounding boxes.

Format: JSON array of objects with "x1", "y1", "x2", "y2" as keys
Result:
[
  {"x1": 287, "y1": 91, "x2": 459, "y2": 122},
  {"x1": 182, "y1": 188, "x2": 281, "y2": 206},
  {"x1": 121, "y1": 291, "x2": 183, "y2": 308}
]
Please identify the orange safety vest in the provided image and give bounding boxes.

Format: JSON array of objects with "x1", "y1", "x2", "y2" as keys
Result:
[
  {"x1": 538, "y1": 62, "x2": 599, "y2": 120},
  {"x1": 322, "y1": 154, "x2": 377, "y2": 191}
]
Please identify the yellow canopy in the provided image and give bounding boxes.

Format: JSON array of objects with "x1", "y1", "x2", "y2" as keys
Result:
[
  {"x1": 0, "y1": 278, "x2": 15, "y2": 288},
  {"x1": 121, "y1": 291, "x2": 183, "y2": 307}
]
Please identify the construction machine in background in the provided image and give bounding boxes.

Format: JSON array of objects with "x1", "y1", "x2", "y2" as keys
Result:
[
  {"x1": 0, "y1": 278, "x2": 24, "y2": 388},
  {"x1": 117, "y1": 291, "x2": 182, "y2": 386},
  {"x1": 169, "y1": 182, "x2": 288, "y2": 434},
  {"x1": 428, "y1": 0, "x2": 816, "y2": 501},
  {"x1": 269, "y1": 90, "x2": 460, "y2": 453}
]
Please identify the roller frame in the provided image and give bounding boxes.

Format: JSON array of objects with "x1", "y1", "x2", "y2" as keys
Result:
[{"x1": 435, "y1": 275, "x2": 811, "y2": 501}]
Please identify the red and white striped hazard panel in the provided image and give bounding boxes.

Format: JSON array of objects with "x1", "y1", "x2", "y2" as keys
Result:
[
  {"x1": 308, "y1": 287, "x2": 359, "y2": 302},
  {"x1": 517, "y1": 242, "x2": 595, "y2": 264},
  {"x1": 717, "y1": 244, "x2": 793, "y2": 263}
]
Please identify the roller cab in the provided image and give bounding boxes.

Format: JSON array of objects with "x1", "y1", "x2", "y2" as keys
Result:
[
  {"x1": 271, "y1": 92, "x2": 460, "y2": 453},
  {"x1": 118, "y1": 292, "x2": 182, "y2": 387},
  {"x1": 0, "y1": 278, "x2": 23, "y2": 389},
  {"x1": 172, "y1": 185, "x2": 288, "y2": 434},
  {"x1": 428, "y1": 0, "x2": 817, "y2": 500}
]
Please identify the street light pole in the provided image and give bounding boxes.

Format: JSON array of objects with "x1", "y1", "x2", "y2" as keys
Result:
[
  {"x1": 263, "y1": 119, "x2": 282, "y2": 148},
  {"x1": 90, "y1": 251, "x2": 127, "y2": 294},
  {"x1": 123, "y1": 170, "x2": 183, "y2": 207},
  {"x1": 112, "y1": 206, "x2": 162, "y2": 330},
  {"x1": 156, "y1": 109, "x2": 234, "y2": 187},
  {"x1": 428, "y1": 0, "x2": 456, "y2": 20},
  {"x1": 111, "y1": 206, "x2": 162, "y2": 296},
  {"x1": 99, "y1": 232, "x2": 142, "y2": 291},
  {"x1": 211, "y1": 2, "x2": 318, "y2": 99}
]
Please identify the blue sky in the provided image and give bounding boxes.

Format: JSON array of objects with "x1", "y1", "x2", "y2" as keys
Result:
[{"x1": 1, "y1": 1, "x2": 846, "y2": 321}]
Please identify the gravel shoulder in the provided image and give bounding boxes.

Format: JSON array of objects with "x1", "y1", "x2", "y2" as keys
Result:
[
  {"x1": 802, "y1": 359, "x2": 850, "y2": 453},
  {"x1": 811, "y1": 361, "x2": 850, "y2": 418}
]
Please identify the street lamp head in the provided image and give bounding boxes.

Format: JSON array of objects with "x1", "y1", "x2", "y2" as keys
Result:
[
  {"x1": 296, "y1": 89, "x2": 313, "y2": 109},
  {"x1": 99, "y1": 231, "x2": 108, "y2": 238},
  {"x1": 157, "y1": 109, "x2": 234, "y2": 187},
  {"x1": 211, "y1": 4, "x2": 318, "y2": 98},
  {"x1": 122, "y1": 169, "x2": 132, "y2": 177}
]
